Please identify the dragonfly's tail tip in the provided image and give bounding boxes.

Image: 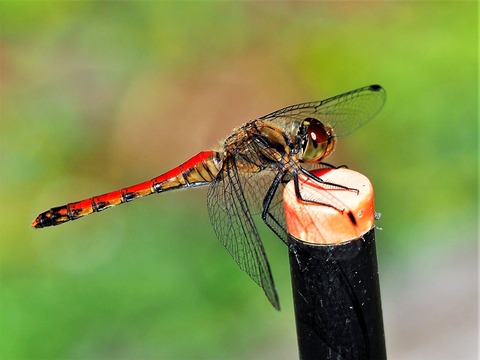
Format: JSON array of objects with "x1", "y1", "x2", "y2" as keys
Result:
[
  {"x1": 31, "y1": 212, "x2": 54, "y2": 229},
  {"x1": 31, "y1": 217, "x2": 43, "y2": 228}
]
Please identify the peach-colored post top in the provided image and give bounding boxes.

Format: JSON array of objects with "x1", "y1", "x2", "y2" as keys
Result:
[{"x1": 283, "y1": 168, "x2": 375, "y2": 245}]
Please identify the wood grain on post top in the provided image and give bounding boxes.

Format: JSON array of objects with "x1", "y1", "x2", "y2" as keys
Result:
[{"x1": 283, "y1": 168, "x2": 375, "y2": 245}]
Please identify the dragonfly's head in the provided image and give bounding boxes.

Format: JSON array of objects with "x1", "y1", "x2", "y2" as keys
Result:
[{"x1": 298, "y1": 118, "x2": 336, "y2": 163}]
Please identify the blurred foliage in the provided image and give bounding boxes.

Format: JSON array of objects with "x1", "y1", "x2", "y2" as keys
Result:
[{"x1": 0, "y1": 2, "x2": 477, "y2": 359}]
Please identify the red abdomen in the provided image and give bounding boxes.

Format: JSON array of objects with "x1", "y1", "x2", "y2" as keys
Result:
[{"x1": 32, "y1": 151, "x2": 223, "y2": 228}]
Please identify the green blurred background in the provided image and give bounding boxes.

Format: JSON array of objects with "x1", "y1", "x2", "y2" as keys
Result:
[{"x1": 1, "y1": 2, "x2": 477, "y2": 359}]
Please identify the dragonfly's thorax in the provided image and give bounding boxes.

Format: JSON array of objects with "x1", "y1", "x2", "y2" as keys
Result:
[
  {"x1": 296, "y1": 118, "x2": 336, "y2": 164},
  {"x1": 222, "y1": 120, "x2": 291, "y2": 173}
]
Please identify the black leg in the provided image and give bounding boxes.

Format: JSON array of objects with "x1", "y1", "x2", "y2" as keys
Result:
[
  {"x1": 299, "y1": 167, "x2": 359, "y2": 194},
  {"x1": 261, "y1": 171, "x2": 288, "y2": 245},
  {"x1": 294, "y1": 170, "x2": 345, "y2": 213}
]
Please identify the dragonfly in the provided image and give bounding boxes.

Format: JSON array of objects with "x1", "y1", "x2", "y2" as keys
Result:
[{"x1": 32, "y1": 84, "x2": 386, "y2": 310}]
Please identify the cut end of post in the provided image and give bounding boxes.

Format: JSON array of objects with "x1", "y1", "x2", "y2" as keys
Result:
[{"x1": 283, "y1": 168, "x2": 375, "y2": 244}]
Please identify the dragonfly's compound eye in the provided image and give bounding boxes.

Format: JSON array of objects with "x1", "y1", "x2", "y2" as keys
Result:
[{"x1": 300, "y1": 118, "x2": 336, "y2": 163}]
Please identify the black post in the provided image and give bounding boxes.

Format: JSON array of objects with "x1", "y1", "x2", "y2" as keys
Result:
[{"x1": 288, "y1": 228, "x2": 386, "y2": 360}]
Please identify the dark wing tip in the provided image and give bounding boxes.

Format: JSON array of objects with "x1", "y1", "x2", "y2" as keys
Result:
[{"x1": 369, "y1": 84, "x2": 383, "y2": 91}]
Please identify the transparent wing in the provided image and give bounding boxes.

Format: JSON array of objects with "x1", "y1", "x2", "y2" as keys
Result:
[
  {"x1": 223, "y1": 134, "x2": 295, "y2": 245},
  {"x1": 207, "y1": 158, "x2": 280, "y2": 310},
  {"x1": 259, "y1": 84, "x2": 386, "y2": 137}
]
